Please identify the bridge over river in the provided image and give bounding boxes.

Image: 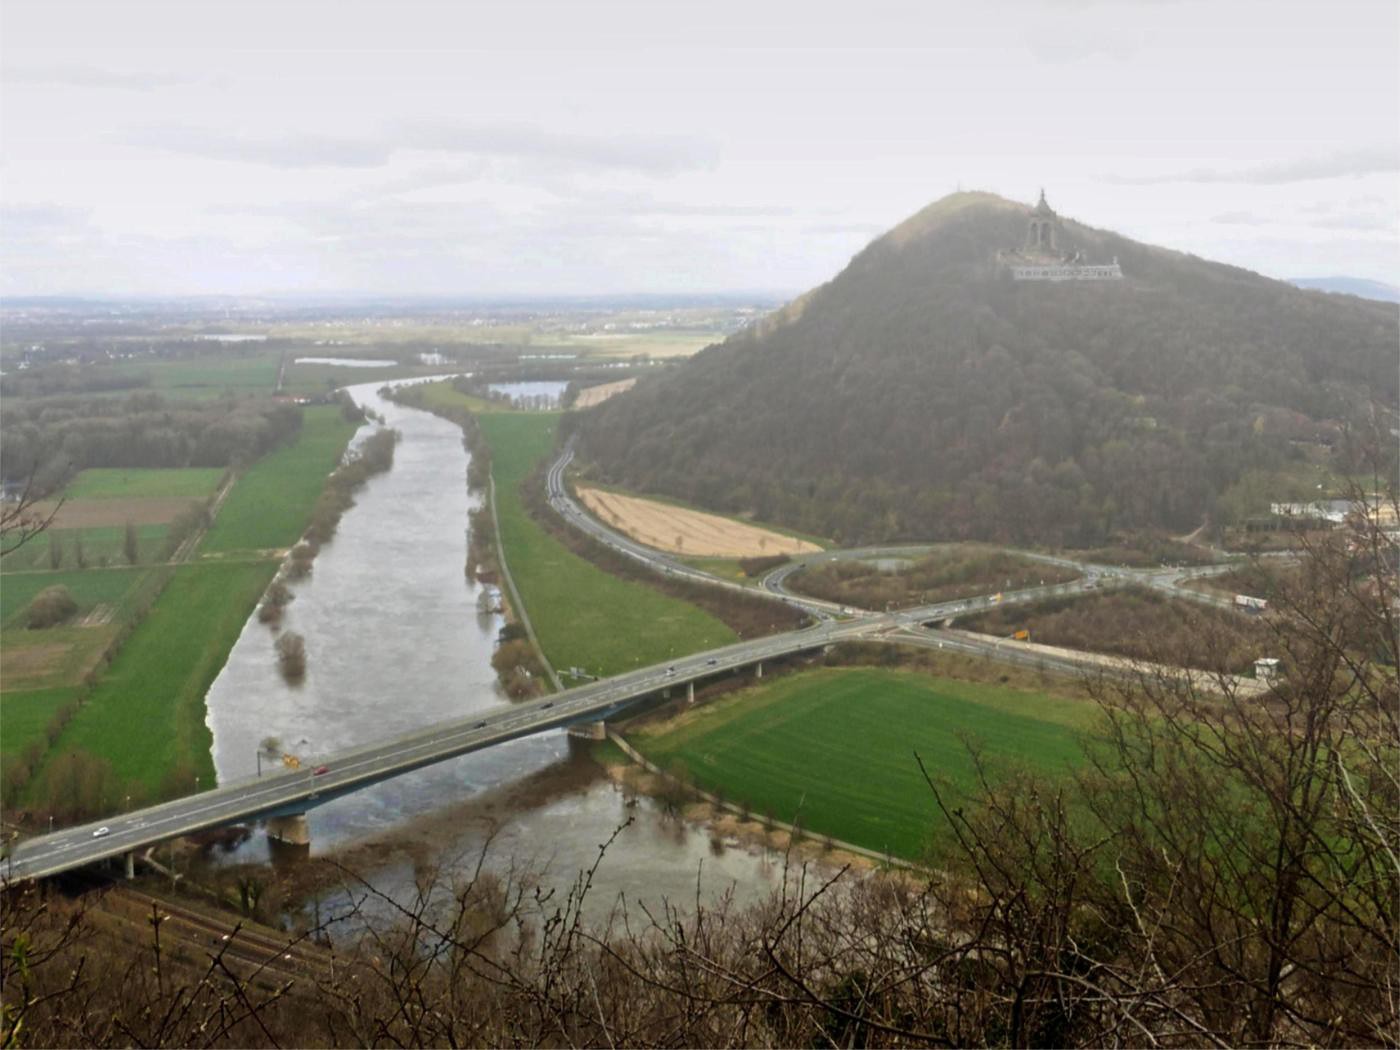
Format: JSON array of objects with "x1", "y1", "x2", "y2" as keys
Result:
[{"x1": 6, "y1": 444, "x2": 1245, "y2": 883}]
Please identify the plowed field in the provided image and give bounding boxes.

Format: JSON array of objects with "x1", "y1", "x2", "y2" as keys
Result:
[{"x1": 576, "y1": 487, "x2": 820, "y2": 558}]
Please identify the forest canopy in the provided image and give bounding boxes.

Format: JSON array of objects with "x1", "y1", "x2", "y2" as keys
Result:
[{"x1": 0, "y1": 392, "x2": 304, "y2": 496}]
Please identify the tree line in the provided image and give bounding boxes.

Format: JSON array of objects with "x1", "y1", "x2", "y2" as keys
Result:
[{"x1": 0, "y1": 391, "x2": 303, "y2": 496}]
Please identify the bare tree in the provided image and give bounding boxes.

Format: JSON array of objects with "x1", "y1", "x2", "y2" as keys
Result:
[{"x1": 0, "y1": 475, "x2": 62, "y2": 557}]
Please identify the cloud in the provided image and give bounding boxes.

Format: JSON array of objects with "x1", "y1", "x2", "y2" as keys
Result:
[
  {"x1": 394, "y1": 121, "x2": 718, "y2": 176},
  {"x1": 803, "y1": 221, "x2": 885, "y2": 236},
  {"x1": 1109, "y1": 147, "x2": 1400, "y2": 185},
  {"x1": 125, "y1": 126, "x2": 392, "y2": 168},
  {"x1": 122, "y1": 120, "x2": 718, "y2": 175},
  {"x1": 1210, "y1": 207, "x2": 1398, "y2": 234},
  {"x1": 1210, "y1": 211, "x2": 1269, "y2": 226},
  {"x1": 4, "y1": 65, "x2": 201, "y2": 91},
  {"x1": 1307, "y1": 211, "x2": 1399, "y2": 233}
]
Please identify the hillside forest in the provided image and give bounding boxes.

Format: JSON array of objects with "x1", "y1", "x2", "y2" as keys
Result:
[{"x1": 575, "y1": 193, "x2": 1398, "y2": 546}]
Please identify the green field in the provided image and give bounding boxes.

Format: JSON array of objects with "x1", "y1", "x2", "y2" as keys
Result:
[
  {"x1": 477, "y1": 411, "x2": 737, "y2": 679},
  {"x1": 2, "y1": 524, "x2": 170, "y2": 573},
  {"x1": 280, "y1": 359, "x2": 457, "y2": 396},
  {"x1": 108, "y1": 350, "x2": 282, "y2": 397},
  {"x1": 0, "y1": 566, "x2": 154, "y2": 627},
  {"x1": 4, "y1": 402, "x2": 362, "y2": 809},
  {"x1": 0, "y1": 687, "x2": 79, "y2": 762},
  {"x1": 35, "y1": 561, "x2": 277, "y2": 795},
  {"x1": 63, "y1": 467, "x2": 224, "y2": 501},
  {"x1": 630, "y1": 667, "x2": 1099, "y2": 859},
  {"x1": 200, "y1": 406, "x2": 359, "y2": 553},
  {"x1": 412, "y1": 380, "x2": 513, "y2": 415}
]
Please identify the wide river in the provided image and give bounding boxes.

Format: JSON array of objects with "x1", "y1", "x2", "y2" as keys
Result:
[{"x1": 204, "y1": 380, "x2": 782, "y2": 913}]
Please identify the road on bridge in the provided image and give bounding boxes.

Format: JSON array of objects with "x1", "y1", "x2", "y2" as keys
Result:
[{"x1": 7, "y1": 443, "x2": 1260, "y2": 883}]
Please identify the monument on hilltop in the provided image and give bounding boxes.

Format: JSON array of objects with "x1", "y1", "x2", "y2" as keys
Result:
[{"x1": 1002, "y1": 190, "x2": 1123, "y2": 281}]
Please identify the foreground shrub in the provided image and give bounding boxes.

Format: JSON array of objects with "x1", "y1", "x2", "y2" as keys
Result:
[{"x1": 27, "y1": 585, "x2": 78, "y2": 629}]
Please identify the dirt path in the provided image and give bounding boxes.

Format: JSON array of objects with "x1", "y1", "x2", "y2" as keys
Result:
[
  {"x1": 173, "y1": 472, "x2": 237, "y2": 564},
  {"x1": 78, "y1": 603, "x2": 115, "y2": 627}
]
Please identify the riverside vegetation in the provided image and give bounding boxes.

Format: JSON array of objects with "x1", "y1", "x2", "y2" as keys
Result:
[{"x1": 388, "y1": 380, "x2": 805, "y2": 697}]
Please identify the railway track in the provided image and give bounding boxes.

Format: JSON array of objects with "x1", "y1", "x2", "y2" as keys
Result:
[{"x1": 91, "y1": 883, "x2": 337, "y2": 985}]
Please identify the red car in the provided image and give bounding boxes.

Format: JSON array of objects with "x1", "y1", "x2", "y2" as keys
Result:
[{"x1": 313, "y1": 765, "x2": 330, "y2": 776}]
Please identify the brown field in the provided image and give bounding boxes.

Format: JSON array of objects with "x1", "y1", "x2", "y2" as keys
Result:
[
  {"x1": 0, "y1": 626, "x2": 117, "y2": 691},
  {"x1": 573, "y1": 378, "x2": 637, "y2": 408},
  {"x1": 36, "y1": 498, "x2": 200, "y2": 529},
  {"x1": 576, "y1": 487, "x2": 821, "y2": 558}
]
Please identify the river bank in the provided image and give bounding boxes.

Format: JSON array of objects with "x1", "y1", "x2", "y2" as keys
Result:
[{"x1": 201, "y1": 379, "x2": 798, "y2": 920}]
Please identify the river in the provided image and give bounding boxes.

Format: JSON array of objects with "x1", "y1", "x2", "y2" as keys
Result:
[{"x1": 203, "y1": 379, "x2": 782, "y2": 914}]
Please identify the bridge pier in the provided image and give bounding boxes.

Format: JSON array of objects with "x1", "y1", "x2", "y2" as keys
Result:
[
  {"x1": 566, "y1": 721, "x2": 607, "y2": 741},
  {"x1": 687, "y1": 680, "x2": 695, "y2": 704},
  {"x1": 755, "y1": 662, "x2": 763, "y2": 679},
  {"x1": 266, "y1": 814, "x2": 311, "y2": 847},
  {"x1": 124, "y1": 850, "x2": 135, "y2": 880}
]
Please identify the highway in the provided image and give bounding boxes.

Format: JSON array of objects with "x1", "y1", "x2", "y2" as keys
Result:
[
  {"x1": 7, "y1": 447, "x2": 1260, "y2": 883},
  {"x1": 545, "y1": 441, "x2": 846, "y2": 620},
  {"x1": 548, "y1": 440, "x2": 1242, "y2": 617},
  {"x1": 5, "y1": 616, "x2": 880, "y2": 882}
]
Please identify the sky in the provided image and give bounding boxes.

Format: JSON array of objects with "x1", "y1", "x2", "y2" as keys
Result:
[{"x1": 2, "y1": 0, "x2": 1397, "y2": 298}]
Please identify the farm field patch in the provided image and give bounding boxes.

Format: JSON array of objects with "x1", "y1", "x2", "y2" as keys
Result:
[
  {"x1": 0, "y1": 566, "x2": 154, "y2": 628},
  {"x1": 35, "y1": 561, "x2": 277, "y2": 796},
  {"x1": 36, "y1": 498, "x2": 204, "y2": 530},
  {"x1": 477, "y1": 412, "x2": 737, "y2": 679},
  {"x1": 573, "y1": 378, "x2": 636, "y2": 407},
  {"x1": 410, "y1": 380, "x2": 512, "y2": 415},
  {"x1": 629, "y1": 667, "x2": 1096, "y2": 860},
  {"x1": 576, "y1": 486, "x2": 822, "y2": 558},
  {"x1": 108, "y1": 351, "x2": 282, "y2": 396},
  {"x1": 0, "y1": 624, "x2": 120, "y2": 694},
  {"x1": 0, "y1": 686, "x2": 79, "y2": 763},
  {"x1": 62, "y1": 467, "x2": 224, "y2": 501},
  {"x1": 280, "y1": 359, "x2": 458, "y2": 396},
  {"x1": 200, "y1": 406, "x2": 360, "y2": 553},
  {"x1": 1, "y1": 524, "x2": 167, "y2": 572}
]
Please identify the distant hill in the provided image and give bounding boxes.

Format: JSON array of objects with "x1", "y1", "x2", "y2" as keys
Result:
[
  {"x1": 575, "y1": 192, "x2": 1398, "y2": 546},
  {"x1": 1289, "y1": 277, "x2": 1400, "y2": 304}
]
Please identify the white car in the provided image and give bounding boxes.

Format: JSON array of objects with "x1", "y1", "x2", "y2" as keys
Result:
[{"x1": 92, "y1": 827, "x2": 110, "y2": 838}]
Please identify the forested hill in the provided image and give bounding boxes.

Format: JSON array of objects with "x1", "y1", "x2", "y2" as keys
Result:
[{"x1": 574, "y1": 192, "x2": 1399, "y2": 546}]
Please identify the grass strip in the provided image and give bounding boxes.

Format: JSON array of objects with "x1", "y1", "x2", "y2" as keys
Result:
[
  {"x1": 200, "y1": 406, "x2": 359, "y2": 553},
  {"x1": 477, "y1": 411, "x2": 737, "y2": 679},
  {"x1": 34, "y1": 561, "x2": 277, "y2": 797}
]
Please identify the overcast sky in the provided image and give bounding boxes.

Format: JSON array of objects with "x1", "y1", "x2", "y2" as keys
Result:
[{"x1": 2, "y1": 0, "x2": 1397, "y2": 298}]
